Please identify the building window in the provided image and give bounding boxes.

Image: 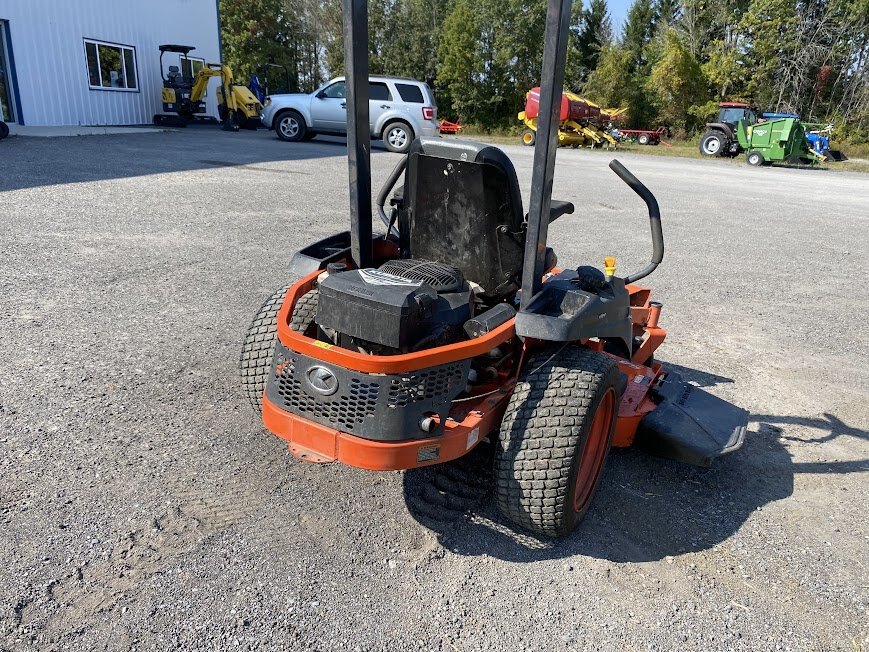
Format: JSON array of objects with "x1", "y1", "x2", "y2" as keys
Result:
[{"x1": 84, "y1": 39, "x2": 138, "y2": 91}]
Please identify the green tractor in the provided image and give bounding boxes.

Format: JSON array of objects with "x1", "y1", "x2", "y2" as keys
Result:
[
  {"x1": 699, "y1": 102, "x2": 822, "y2": 166},
  {"x1": 699, "y1": 102, "x2": 758, "y2": 157}
]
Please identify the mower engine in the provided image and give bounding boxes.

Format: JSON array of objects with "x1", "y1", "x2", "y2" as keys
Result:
[{"x1": 316, "y1": 259, "x2": 473, "y2": 355}]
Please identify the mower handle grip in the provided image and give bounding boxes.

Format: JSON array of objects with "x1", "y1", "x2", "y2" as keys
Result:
[{"x1": 608, "y1": 159, "x2": 663, "y2": 284}]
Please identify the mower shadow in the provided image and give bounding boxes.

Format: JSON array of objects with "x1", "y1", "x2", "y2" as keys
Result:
[
  {"x1": 657, "y1": 362, "x2": 734, "y2": 388},
  {"x1": 402, "y1": 412, "x2": 866, "y2": 563}
]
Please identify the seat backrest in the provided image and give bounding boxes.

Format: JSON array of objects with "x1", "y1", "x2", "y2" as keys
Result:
[{"x1": 399, "y1": 138, "x2": 526, "y2": 300}]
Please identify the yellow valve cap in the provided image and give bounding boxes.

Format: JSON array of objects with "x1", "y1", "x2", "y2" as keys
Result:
[{"x1": 604, "y1": 256, "x2": 617, "y2": 277}]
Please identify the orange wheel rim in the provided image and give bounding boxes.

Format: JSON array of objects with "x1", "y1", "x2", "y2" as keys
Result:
[
  {"x1": 523, "y1": 132, "x2": 533, "y2": 144},
  {"x1": 573, "y1": 387, "x2": 616, "y2": 512}
]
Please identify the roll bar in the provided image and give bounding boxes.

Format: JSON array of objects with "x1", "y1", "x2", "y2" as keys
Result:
[
  {"x1": 518, "y1": 0, "x2": 573, "y2": 309},
  {"x1": 340, "y1": 0, "x2": 573, "y2": 277},
  {"x1": 343, "y1": 0, "x2": 373, "y2": 268}
]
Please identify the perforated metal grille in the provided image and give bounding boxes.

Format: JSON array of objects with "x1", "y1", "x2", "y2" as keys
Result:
[
  {"x1": 387, "y1": 365, "x2": 466, "y2": 408},
  {"x1": 378, "y1": 259, "x2": 464, "y2": 293},
  {"x1": 267, "y1": 343, "x2": 470, "y2": 439}
]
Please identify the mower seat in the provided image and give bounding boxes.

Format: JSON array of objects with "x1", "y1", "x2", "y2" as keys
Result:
[{"x1": 399, "y1": 137, "x2": 572, "y2": 300}]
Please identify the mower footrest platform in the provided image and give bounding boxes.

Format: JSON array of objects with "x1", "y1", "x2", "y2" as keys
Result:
[{"x1": 636, "y1": 372, "x2": 747, "y2": 467}]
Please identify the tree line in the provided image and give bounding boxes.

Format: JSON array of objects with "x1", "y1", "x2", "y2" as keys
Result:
[{"x1": 219, "y1": 0, "x2": 869, "y2": 140}]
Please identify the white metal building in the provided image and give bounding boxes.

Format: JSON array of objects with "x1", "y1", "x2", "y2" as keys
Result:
[{"x1": 0, "y1": 0, "x2": 222, "y2": 127}]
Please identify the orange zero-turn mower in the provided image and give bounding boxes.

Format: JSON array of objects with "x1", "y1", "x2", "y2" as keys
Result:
[{"x1": 239, "y1": 0, "x2": 748, "y2": 538}]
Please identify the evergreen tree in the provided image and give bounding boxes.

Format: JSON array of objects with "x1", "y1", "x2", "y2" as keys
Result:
[
  {"x1": 578, "y1": 0, "x2": 613, "y2": 75},
  {"x1": 622, "y1": 0, "x2": 657, "y2": 67}
]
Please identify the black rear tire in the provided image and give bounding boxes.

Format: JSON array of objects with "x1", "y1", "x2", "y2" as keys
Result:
[
  {"x1": 0, "y1": 121, "x2": 10, "y2": 140},
  {"x1": 239, "y1": 286, "x2": 318, "y2": 413},
  {"x1": 699, "y1": 131, "x2": 726, "y2": 157},
  {"x1": 495, "y1": 346, "x2": 621, "y2": 538}
]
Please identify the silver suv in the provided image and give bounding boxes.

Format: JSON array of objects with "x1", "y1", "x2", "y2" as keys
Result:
[{"x1": 262, "y1": 76, "x2": 439, "y2": 153}]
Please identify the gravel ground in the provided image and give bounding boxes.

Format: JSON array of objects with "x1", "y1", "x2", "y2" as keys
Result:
[{"x1": 1, "y1": 129, "x2": 867, "y2": 652}]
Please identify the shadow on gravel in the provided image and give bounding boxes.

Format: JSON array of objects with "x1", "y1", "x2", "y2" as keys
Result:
[
  {"x1": 404, "y1": 413, "x2": 866, "y2": 563},
  {"x1": 656, "y1": 362, "x2": 734, "y2": 388},
  {"x1": 0, "y1": 130, "x2": 389, "y2": 193},
  {"x1": 750, "y1": 412, "x2": 869, "y2": 444}
]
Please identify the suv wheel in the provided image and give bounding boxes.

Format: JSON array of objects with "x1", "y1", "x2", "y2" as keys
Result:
[
  {"x1": 383, "y1": 121, "x2": 413, "y2": 153},
  {"x1": 276, "y1": 110, "x2": 306, "y2": 142}
]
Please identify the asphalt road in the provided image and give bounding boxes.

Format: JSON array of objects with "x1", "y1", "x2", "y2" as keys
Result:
[{"x1": 1, "y1": 128, "x2": 867, "y2": 651}]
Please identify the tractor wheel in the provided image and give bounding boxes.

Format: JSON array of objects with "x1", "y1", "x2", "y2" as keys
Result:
[
  {"x1": 520, "y1": 129, "x2": 536, "y2": 146},
  {"x1": 0, "y1": 121, "x2": 10, "y2": 140},
  {"x1": 699, "y1": 131, "x2": 726, "y2": 157},
  {"x1": 276, "y1": 110, "x2": 307, "y2": 142},
  {"x1": 638, "y1": 133, "x2": 651, "y2": 145},
  {"x1": 494, "y1": 346, "x2": 620, "y2": 538},
  {"x1": 746, "y1": 150, "x2": 765, "y2": 166},
  {"x1": 239, "y1": 286, "x2": 318, "y2": 413}
]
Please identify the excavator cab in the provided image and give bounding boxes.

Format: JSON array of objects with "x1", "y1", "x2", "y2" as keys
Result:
[
  {"x1": 154, "y1": 44, "x2": 263, "y2": 131},
  {"x1": 157, "y1": 45, "x2": 206, "y2": 119}
]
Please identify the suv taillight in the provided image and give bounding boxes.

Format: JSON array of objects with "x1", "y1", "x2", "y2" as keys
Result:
[{"x1": 422, "y1": 106, "x2": 434, "y2": 121}]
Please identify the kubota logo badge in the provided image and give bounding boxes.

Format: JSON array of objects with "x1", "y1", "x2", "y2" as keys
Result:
[{"x1": 306, "y1": 366, "x2": 339, "y2": 395}]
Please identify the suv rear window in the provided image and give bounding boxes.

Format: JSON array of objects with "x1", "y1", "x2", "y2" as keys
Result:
[
  {"x1": 395, "y1": 83, "x2": 424, "y2": 103},
  {"x1": 369, "y1": 82, "x2": 392, "y2": 101}
]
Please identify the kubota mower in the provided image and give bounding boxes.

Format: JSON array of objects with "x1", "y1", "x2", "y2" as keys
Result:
[{"x1": 240, "y1": 0, "x2": 748, "y2": 538}]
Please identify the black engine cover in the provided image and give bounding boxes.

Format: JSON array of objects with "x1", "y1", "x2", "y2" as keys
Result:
[{"x1": 317, "y1": 267, "x2": 472, "y2": 352}]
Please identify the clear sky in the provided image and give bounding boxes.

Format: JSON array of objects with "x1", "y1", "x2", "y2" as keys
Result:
[{"x1": 599, "y1": 0, "x2": 633, "y2": 37}]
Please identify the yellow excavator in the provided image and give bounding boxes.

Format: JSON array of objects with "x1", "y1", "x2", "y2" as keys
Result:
[{"x1": 153, "y1": 44, "x2": 263, "y2": 131}]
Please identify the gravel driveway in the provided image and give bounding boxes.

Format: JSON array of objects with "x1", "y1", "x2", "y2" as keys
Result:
[{"x1": 1, "y1": 129, "x2": 867, "y2": 651}]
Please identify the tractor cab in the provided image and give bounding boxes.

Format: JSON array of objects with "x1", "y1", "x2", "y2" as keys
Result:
[{"x1": 717, "y1": 102, "x2": 758, "y2": 128}]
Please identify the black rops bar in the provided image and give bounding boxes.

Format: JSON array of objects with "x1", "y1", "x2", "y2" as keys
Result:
[
  {"x1": 520, "y1": 0, "x2": 573, "y2": 310},
  {"x1": 608, "y1": 159, "x2": 664, "y2": 283},
  {"x1": 343, "y1": 0, "x2": 373, "y2": 269}
]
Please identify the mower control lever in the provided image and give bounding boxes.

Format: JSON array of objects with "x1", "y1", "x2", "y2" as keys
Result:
[{"x1": 608, "y1": 160, "x2": 663, "y2": 284}]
